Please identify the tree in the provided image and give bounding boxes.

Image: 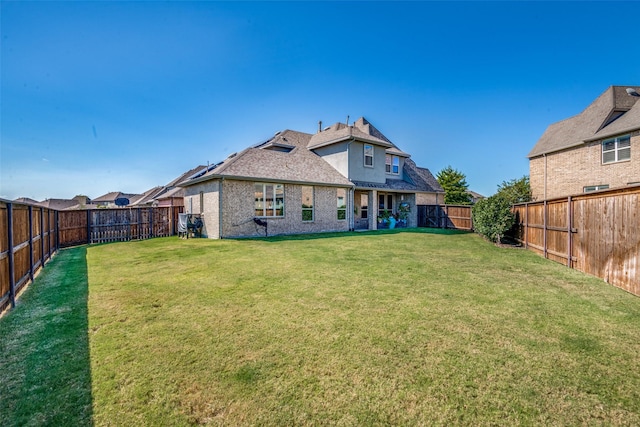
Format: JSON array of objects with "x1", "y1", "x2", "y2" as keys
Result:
[
  {"x1": 495, "y1": 176, "x2": 532, "y2": 205},
  {"x1": 436, "y1": 166, "x2": 472, "y2": 205},
  {"x1": 472, "y1": 195, "x2": 515, "y2": 243}
]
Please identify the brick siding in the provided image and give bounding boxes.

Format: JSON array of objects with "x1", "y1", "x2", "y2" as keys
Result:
[{"x1": 530, "y1": 132, "x2": 640, "y2": 200}]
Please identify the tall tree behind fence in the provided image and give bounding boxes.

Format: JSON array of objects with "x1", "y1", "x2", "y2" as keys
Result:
[
  {"x1": 511, "y1": 186, "x2": 639, "y2": 296},
  {"x1": 1, "y1": 202, "x2": 183, "y2": 313}
]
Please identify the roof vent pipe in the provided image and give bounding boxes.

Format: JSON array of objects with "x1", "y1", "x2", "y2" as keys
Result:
[{"x1": 318, "y1": 120, "x2": 322, "y2": 133}]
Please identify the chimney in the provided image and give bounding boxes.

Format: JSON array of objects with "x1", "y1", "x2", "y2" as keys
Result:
[{"x1": 318, "y1": 120, "x2": 322, "y2": 133}]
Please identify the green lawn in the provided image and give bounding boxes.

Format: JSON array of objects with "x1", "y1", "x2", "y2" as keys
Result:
[{"x1": 2, "y1": 229, "x2": 640, "y2": 426}]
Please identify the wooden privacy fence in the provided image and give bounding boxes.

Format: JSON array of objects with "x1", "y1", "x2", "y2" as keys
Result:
[
  {"x1": 58, "y1": 206, "x2": 183, "y2": 247},
  {"x1": 511, "y1": 186, "x2": 639, "y2": 296},
  {"x1": 1, "y1": 201, "x2": 183, "y2": 313},
  {"x1": 417, "y1": 205, "x2": 473, "y2": 230},
  {"x1": 0, "y1": 201, "x2": 57, "y2": 313}
]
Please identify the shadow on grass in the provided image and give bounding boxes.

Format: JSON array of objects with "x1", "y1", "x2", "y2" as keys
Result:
[
  {"x1": 0, "y1": 246, "x2": 93, "y2": 426},
  {"x1": 243, "y1": 226, "x2": 472, "y2": 243}
]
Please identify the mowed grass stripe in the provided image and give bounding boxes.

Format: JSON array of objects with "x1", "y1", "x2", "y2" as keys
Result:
[
  {"x1": 86, "y1": 231, "x2": 640, "y2": 426},
  {"x1": 2, "y1": 229, "x2": 639, "y2": 426}
]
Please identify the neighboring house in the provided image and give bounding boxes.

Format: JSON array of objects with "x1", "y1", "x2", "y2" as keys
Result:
[
  {"x1": 132, "y1": 165, "x2": 208, "y2": 207},
  {"x1": 529, "y1": 86, "x2": 640, "y2": 200},
  {"x1": 39, "y1": 195, "x2": 93, "y2": 210},
  {"x1": 92, "y1": 192, "x2": 141, "y2": 208},
  {"x1": 180, "y1": 117, "x2": 444, "y2": 239},
  {"x1": 466, "y1": 191, "x2": 485, "y2": 204}
]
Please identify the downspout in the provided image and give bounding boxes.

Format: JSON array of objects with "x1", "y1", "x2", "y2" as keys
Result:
[{"x1": 346, "y1": 129, "x2": 355, "y2": 231}]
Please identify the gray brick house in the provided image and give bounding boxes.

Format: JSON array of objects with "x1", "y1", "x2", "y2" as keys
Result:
[
  {"x1": 529, "y1": 86, "x2": 640, "y2": 200},
  {"x1": 179, "y1": 117, "x2": 443, "y2": 239}
]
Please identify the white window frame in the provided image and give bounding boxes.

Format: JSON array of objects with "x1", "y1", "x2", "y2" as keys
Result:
[
  {"x1": 602, "y1": 135, "x2": 631, "y2": 164},
  {"x1": 584, "y1": 184, "x2": 609, "y2": 193},
  {"x1": 254, "y1": 183, "x2": 284, "y2": 217},
  {"x1": 364, "y1": 144, "x2": 374, "y2": 167},
  {"x1": 302, "y1": 186, "x2": 314, "y2": 222},
  {"x1": 337, "y1": 188, "x2": 347, "y2": 220},
  {"x1": 385, "y1": 154, "x2": 400, "y2": 175}
]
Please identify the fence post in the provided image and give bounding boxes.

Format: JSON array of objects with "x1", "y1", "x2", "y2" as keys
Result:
[
  {"x1": 543, "y1": 201, "x2": 548, "y2": 259},
  {"x1": 55, "y1": 210, "x2": 59, "y2": 252},
  {"x1": 524, "y1": 203, "x2": 529, "y2": 249},
  {"x1": 567, "y1": 196, "x2": 572, "y2": 267},
  {"x1": 7, "y1": 203, "x2": 15, "y2": 308},
  {"x1": 28, "y1": 205, "x2": 34, "y2": 282},
  {"x1": 87, "y1": 209, "x2": 91, "y2": 245},
  {"x1": 40, "y1": 206, "x2": 45, "y2": 269}
]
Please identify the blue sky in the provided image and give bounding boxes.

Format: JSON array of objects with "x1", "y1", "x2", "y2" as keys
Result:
[{"x1": 2, "y1": 1, "x2": 639, "y2": 201}]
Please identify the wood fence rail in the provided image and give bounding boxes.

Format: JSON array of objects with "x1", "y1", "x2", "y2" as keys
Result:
[
  {"x1": 1, "y1": 201, "x2": 183, "y2": 313},
  {"x1": 417, "y1": 205, "x2": 473, "y2": 230},
  {"x1": 510, "y1": 186, "x2": 639, "y2": 296}
]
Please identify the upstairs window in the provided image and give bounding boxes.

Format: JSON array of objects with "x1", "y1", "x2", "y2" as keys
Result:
[
  {"x1": 385, "y1": 155, "x2": 400, "y2": 175},
  {"x1": 255, "y1": 183, "x2": 284, "y2": 217},
  {"x1": 584, "y1": 184, "x2": 609, "y2": 193},
  {"x1": 602, "y1": 135, "x2": 631, "y2": 164},
  {"x1": 364, "y1": 144, "x2": 374, "y2": 167},
  {"x1": 302, "y1": 186, "x2": 314, "y2": 222}
]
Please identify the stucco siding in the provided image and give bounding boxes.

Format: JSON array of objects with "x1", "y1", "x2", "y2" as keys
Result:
[
  {"x1": 530, "y1": 131, "x2": 640, "y2": 200},
  {"x1": 313, "y1": 142, "x2": 349, "y2": 178},
  {"x1": 349, "y1": 141, "x2": 387, "y2": 183}
]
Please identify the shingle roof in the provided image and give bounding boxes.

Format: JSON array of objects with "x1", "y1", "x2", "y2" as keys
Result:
[
  {"x1": 307, "y1": 123, "x2": 392, "y2": 149},
  {"x1": 352, "y1": 159, "x2": 443, "y2": 193},
  {"x1": 403, "y1": 159, "x2": 444, "y2": 193},
  {"x1": 186, "y1": 130, "x2": 353, "y2": 187},
  {"x1": 529, "y1": 86, "x2": 640, "y2": 158}
]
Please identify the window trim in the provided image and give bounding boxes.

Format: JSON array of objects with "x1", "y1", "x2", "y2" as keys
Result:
[
  {"x1": 254, "y1": 183, "x2": 285, "y2": 218},
  {"x1": 385, "y1": 154, "x2": 400, "y2": 175},
  {"x1": 301, "y1": 185, "x2": 314, "y2": 222},
  {"x1": 337, "y1": 188, "x2": 347, "y2": 221},
  {"x1": 364, "y1": 144, "x2": 374, "y2": 168},
  {"x1": 602, "y1": 135, "x2": 631, "y2": 164},
  {"x1": 584, "y1": 184, "x2": 609, "y2": 193}
]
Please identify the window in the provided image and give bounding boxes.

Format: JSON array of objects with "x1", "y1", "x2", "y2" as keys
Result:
[
  {"x1": 584, "y1": 185, "x2": 609, "y2": 193},
  {"x1": 364, "y1": 144, "x2": 373, "y2": 167},
  {"x1": 255, "y1": 183, "x2": 284, "y2": 217},
  {"x1": 360, "y1": 193, "x2": 368, "y2": 219},
  {"x1": 378, "y1": 193, "x2": 393, "y2": 213},
  {"x1": 602, "y1": 135, "x2": 631, "y2": 164},
  {"x1": 385, "y1": 155, "x2": 400, "y2": 174},
  {"x1": 302, "y1": 186, "x2": 314, "y2": 222},
  {"x1": 337, "y1": 188, "x2": 347, "y2": 220},
  {"x1": 199, "y1": 191, "x2": 204, "y2": 214}
]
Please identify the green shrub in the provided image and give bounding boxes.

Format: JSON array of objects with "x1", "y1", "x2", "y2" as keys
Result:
[{"x1": 472, "y1": 195, "x2": 515, "y2": 243}]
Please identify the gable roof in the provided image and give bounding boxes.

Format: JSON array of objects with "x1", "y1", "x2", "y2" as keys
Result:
[
  {"x1": 307, "y1": 117, "x2": 395, "y2": 150},
  {"x1": 183, "y1": 129, "x2": 353, "y2": 187},
  {"x1": 529, "y1": 85, "x2": 640, "y2": 158}
]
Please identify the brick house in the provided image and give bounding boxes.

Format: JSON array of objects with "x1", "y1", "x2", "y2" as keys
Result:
[
  {"x1": 529, "y1": 86, "x2": 640, "y2": 200},
  {"x1": 179, "y1": 117, "x2": 443, "y2": 238}
]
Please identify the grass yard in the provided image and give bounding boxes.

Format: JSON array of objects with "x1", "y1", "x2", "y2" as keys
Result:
[{"x1": 2, "y1": 228, "x2": 640, "y2": 426}]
